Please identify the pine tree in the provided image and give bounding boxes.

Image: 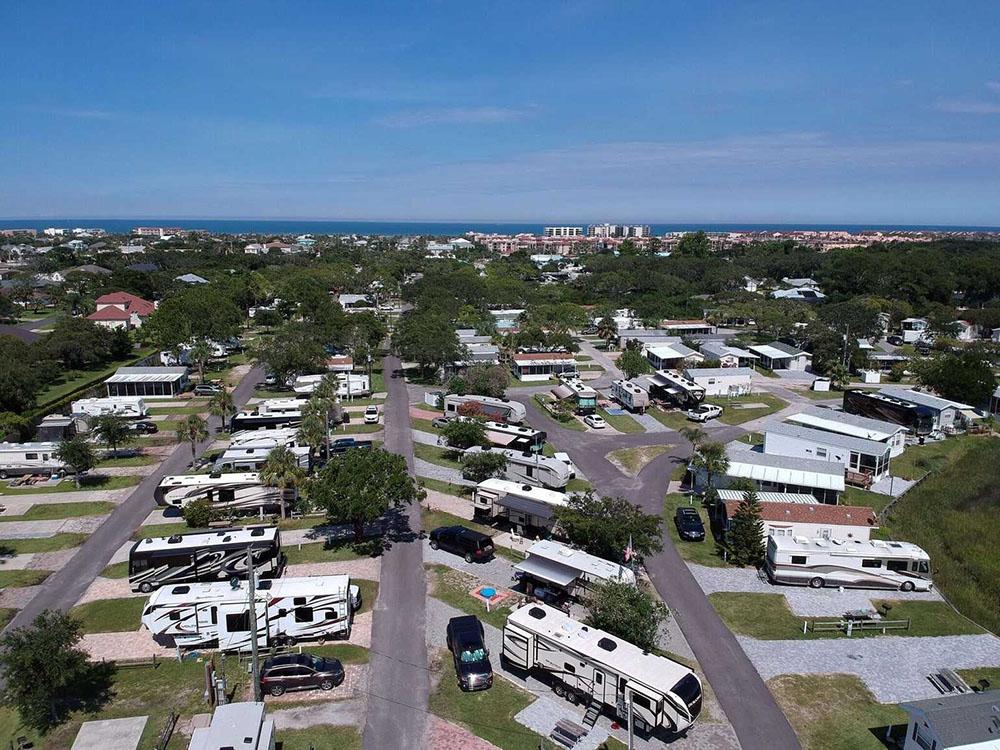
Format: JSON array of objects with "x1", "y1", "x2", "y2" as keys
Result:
[{"x1": 729, "y1": 489, "x2": 765, "y2": 566}]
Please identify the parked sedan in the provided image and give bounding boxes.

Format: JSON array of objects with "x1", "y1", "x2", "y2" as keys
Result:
[
  {"x1": 193, "y1": 383, "x2": 222, "y2": 395},
  {"x1": 886, "y1": 335, "x2": 904, "y2": 346},
  {"x1": 675, "y1": 507, "x2": 706, "y2": 541},
  {"x1": 432, "y1": 417, "x2": 450, "y2": 429},
  {"x1": 259, "y1": 653, "x2": 345, "y2": 697},
  {"x1": 130, "y1": 420, "x2": 158, "y2": 434},
  {"x1": 686, "y1": 404, "x2": 722, "y2": 422},
  {"x1": 429, "y1": 525, "x2": 495, "y2": 563},
  {"x1": 583, "y1": 414, "x2": 607, "y2": 429}
]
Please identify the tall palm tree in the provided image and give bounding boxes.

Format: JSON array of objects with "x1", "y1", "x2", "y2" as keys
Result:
[
  {"x1": 259, "y1": 445, "x2": 306, "y2": 519},
  {"x1": 297, "y1": 408, "x2": 329, "y2": 463},
  {"x1": 188, "y1": 339, "x2": 214, "y2": 384},
  {"x1": 679, "y1": 424, "x2": 706, "y2": 448},
  {"x1": 208, "y1": 388, "x2": 236, "y2": 431},
  {"x1": 690, "y1": 441, "x2": 730, "y2": 498},
  {"x1": 595, "y1": 316, "x2": 617, "y2": 349},
  {"x1": 176, "y1": 414, "x2": 209, "y2": 464}
]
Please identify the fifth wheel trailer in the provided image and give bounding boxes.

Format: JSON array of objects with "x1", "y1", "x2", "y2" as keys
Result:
[
  {"x1": 154, "y1": 473, "x2": 287, "y2": 514},
  {"x1": 70, "y1": 396, "x2": 148, "y2": 419},
  {"x1": 502, "y1": 604, "x2": 702, "y2": 734},
  {"x1": 444, "y1": 394, "x2": 527, "y2": 424},
  {"x1": 462, "y1": 446, "x2": 571, "y2": 489},
  {"x1": 472, "y1": 478, "x2": 568, "y2": 532}
]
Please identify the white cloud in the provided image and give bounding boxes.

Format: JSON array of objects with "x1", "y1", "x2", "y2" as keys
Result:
[{"x1": 377, "y1": 105, "x2": 534, "y2": 127}]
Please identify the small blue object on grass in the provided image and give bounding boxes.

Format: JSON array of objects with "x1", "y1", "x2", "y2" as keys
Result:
[{"x1": 480, "y1": 587, "x2": 496, "y2": 599}]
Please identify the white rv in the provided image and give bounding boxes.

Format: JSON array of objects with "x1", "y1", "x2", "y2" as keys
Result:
[
  {"x1": 0, "y1": 442, "x2": 66, "y2": 479},
  {"x1": 70, "y1": 396, "x2": 148, "y2": 419},
  {"x1": 473, "y1": 478, "x2": 568, "y2": 531},
  {"x1": 231, "y1": 399, "x2": 305, "y2": 431},
  {"x1": 765, "y1": 535, "x2": 932, "y2": 591},
  {"x1": 444, "y1": 394, "x2": 526, "y2": 424},
  {"x1": 154, "y1": 473, "x2": 286, "y2": 514},
  {"x1": 514, "y1": 540, "x2": 636, "y2": 598},
  {"x1": 228, "y1": 427, "x2": 301, "y2": 449},
  {"x1": 610, "y1": 380, "x2": 650, "y2": 413},
  {"x1": 141, "y1": 575, "x2": 359, "y2": 650},
  {"x1": 292, "y1": 373, "x2": 370, "y2": 397},
  {"x1": 481, "y1": 421, "x2": 547, "y2": 452},
  {"x1": 462, "y1": 446, "x2": 571, "y2": 489},
  {"x1": 503, "y1": 604, "x2": 703, "y2": 734},
  {"x1": 213, "y1": 445, "x2": 310, "y2": 473}
]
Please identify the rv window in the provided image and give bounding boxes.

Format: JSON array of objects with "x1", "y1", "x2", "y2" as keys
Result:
[
  {"x1": 169, "y1": 611, "x2": 180, "y2": 621},
  {"x1": 632, "y1": 694, "x2": 652, "y2": 711},
  {"x1": 325, "y1": 610, "x2": 339, "y2": 620},
  {"x1": 210, "y1": 607, "x2": 218, "y2": 625},
  {"x1": 220, "y1": 489, "x2": 235, "y2": 503},
  {"x1": 294, "y1": 607, "x2": 313, "y2": 623},
  {"x1": 816, "y1": 448, "x2": 828, "y2": 459},
  {"x1": 132, "y1": 558, "x2": 149, "y2": 571},
  {"x1": 595, "y1": 673, "x2": 603, "y2": 684},
  {"x1": 250, "y1": 528, "x2": 265, "y2": 536},
  {"x1": 861, "y1": 559, "x2": 882, "y2": 568},
  {"x1": 170, "y1": 585, "x2": 191, "y2": 594},
  {"x1": 916, "y1": 560, "x2": 930, "y2": 574},
  {"x1": 294, "y1": 597, "x2": 307, "y2": 606},
  {"x1": 25, "y1": 453, "x2": 38, "y2": 460},
  {"x1": 564, "y1": 663, "x2": 576, "y2": 674},
  {"x1": 886, "y1": 559, "x2": 908, "y2": 572},
  {"x1": 790, "y1": 556, "x2": 807, "y2": 565},
  {"x1": 225, "y1": 612, "x2": 251, "y2": 632}
]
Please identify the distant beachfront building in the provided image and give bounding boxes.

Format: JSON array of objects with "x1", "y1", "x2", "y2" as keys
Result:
[
  {"x1": 587, "y1": 224, "x2": 651, "y2": 239},
  {"x1": 544, "y1": 227, "x2": 583, "y2": 237}
]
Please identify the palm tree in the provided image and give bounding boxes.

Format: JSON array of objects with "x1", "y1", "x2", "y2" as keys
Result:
[
  {"x1": 188, "y1": 339, "x2": 214, "y2": 384},
  {"x1": 595, "y1": 316, "x2": 617, "y2": 349},
  {"x1": 208, "y1": 388, "x2": 236, "y2": 432},
  {"x1": 679, "y1": 425, "x2": 706, "y2": 448},
  {"x1": 297, "y1": 409, "x2": 329, "y2": 463},
  {"x1": 690, "y1": 441, "x2": 730, "y2": 498},
  {"x1": 176, "y1": 414, "x2": 209, "y2": 464},
  {"x1": 259, "y1": 446, "x2": 306, "y2": 519}
]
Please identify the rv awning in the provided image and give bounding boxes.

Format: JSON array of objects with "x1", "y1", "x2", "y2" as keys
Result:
[
  {"x1": 502, "y1": 495, "x2": 557, "y2": 520},
  {"x1": 513, "y1": 556, "x2": 578, "y2": 588},
  {"x1": 551, "y1": 385, "x2": 574, "y2": 400},
  {"x1": 486, "y1": 430, "x2": 518, "y2": 446}
]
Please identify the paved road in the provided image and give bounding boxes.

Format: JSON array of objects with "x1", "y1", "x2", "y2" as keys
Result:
[
  {"x1": 362, "y1": 356, "x2": 430, "y2": 750},
  {"x1": 3, "y1": 365, "x2": 265, "y2": 632},
  {"x1": 514, "y1": 395, "x2": 802, "y2": 750}
]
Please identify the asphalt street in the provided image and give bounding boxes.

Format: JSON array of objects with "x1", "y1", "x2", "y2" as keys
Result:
[
  {"x1": 361, "y1": 356, "x2": 430, "y2": 750},
  {"x1": 3, "y1": 364, "x2": 265, "y2": 632}
]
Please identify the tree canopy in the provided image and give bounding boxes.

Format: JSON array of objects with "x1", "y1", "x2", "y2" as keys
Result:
[{"x1": 554, "y1": 492, "x2": 662, "y2": 562}]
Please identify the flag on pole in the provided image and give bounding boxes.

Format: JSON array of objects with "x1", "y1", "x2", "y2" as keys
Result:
[{"x1": 624, "y1": 534, "x2": 634, "y2": 563}]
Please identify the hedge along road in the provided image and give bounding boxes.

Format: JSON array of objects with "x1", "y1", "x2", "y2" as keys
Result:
[
  {"x1": 514, "y1": 394, "x2": 802, "y2": 750},
  {"x1": 2, "y1": 365, "x2": 265, "y2": 634}
]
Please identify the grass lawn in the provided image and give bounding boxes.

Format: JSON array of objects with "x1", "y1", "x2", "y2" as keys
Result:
[
  {"x1": 708, "y1": 393, "x2": 788, "y2": 425},
  {"x1": 420, "y1": 508, "x2": 493, "y2": 537},
  {"x1": 841, "y1": 487, "x2": 894, "y2": 514},
  {"x1": 606, "y1": 445, "x2": 672, "y2": 476},
  {"x1": 70, "y1": 597, "x2": 146, "y2": 634},
  {"x1": 768, "y1": 673, "x2": 906, "y2": 750},
  {"x1": 532, "y1": 395, "x2": 586, "y2": 431},
  {"x1": 411, "y1": 417, "x2": 442, "y2": 434},
  {"x1": 0, "y1": 609, "x2": 14, "y2": 629},
  {"x1": 958, "y1": 667, "x2": 1000, "y2": 689},
  {"x1": 95, "y1": 454, "x2": 159, "y2": 468},
  {"x1": 32, "y1": 350, "x2": 155, "y2": 410},
  {"x1": 133, "y1": 521, "x2": 191, "y2": 539},
  {"x1": 507, "y1": 377, "x2": 559, "y2": 388},
  {"x1": 418, "y1": 476, "x2": 471, "y2": 497},
  {"x1": 354, "y1": 579, "x2": 379, "y2": 616},
  {"x1": 428, "y1": 652, "x2": 548, "y2": 750},
  {"x1": 330, "y1": 422, "x2": 383, "y2": 434},
  {"x1": 284, "y1": 538, "x2": 378, "y2": 565},
  {"x1": 426, "y1": 564, "x2": 518, "y2": 630},
  {"x1": 101, "y1": 561, "x2": 129, "y2": 578},
  {"x1": 0, "y1": 533, "x2": 88, "y2": 554},
  {"x1": 278, "y1": 727, "x2": 362, "y2": 750},
  {"x1": 308, "y1": 643, "x2": 370, "y2": 665},
  {"x1": 412, "y1": 442, "x2": 463, "y2": 470},
  {"x1": 648, "y1": 407, "x2": 691, "y2": 431},
  {"x1": 709, "y1": 592, "x2": 984, "y2": 639},
  {"x1": 891, "y1": 434, "x2": 977, "y2": 480},
  {"x1": 0, "y1": 474, "x2": 141, "y2": 495},
  {"x1": 147, "y1": 405, "x2": 209, "y2": 416},
  {"x1": 881, "y1": 438, "x2": 1000, "y2": 633},
  {"x1": 597, "y1": 407, "x2": 644, "y2": 434},
  {"x1": 566, "y1": 478, "x2": 592, "y2": 493},
  {"x1": 798, "y1": 387, "x2": 845, "y2": 401},
  {"x1": 0, "y1": 501, "x2": 116, "y2": 521},
  {"x1": 0, "y1": 569, "x2": 51, "y2": 588},
  {"x1": 663, "y1": 494, "x2": 729, "y2": 568}
]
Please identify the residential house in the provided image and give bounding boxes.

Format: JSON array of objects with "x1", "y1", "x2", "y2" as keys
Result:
[
  {"x1": 695, "y1": 446, "x2": 846, "y2": 504},
  {"x1": 748, "y1": 342, "x2": 812, "y2": 371},
  {"x1": 683, "y1": 367, "x2": 754, "y2": 397},
  {"x1": 900, "y1": 690, "x2": 1000, "y2": 750},
  {"x1": 87, "y1": 291, "x2": 156, "y2": 330},
  {"x1": 337, "y1": 293, "x2": 374, "y2": 312},
  {"x1": 718, "y1": 499, "x2": 878, "y2": 542},
  {"x1": 643, "y1": 342, "x2": 703, "y2": 370},
  {"x1": 785, "y1": 406, "x2": 908, "y2": 457},
  {"x1": 771, "y1": 287, "x2": 826, "y2": 303},
  {"x1": 763, "y1": 422, "x2": 893, "y2": 483},
  {"x1": 175, "y1": 273, "x2": 208, "y2": 285},
  {"x1": 699, "y1": 342, "x2": 760, "y2": 368}
]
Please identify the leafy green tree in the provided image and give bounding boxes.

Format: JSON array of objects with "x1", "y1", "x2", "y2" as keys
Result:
[
  {"x1": 463, "y1": 364, "x2": 510, "y2": 399},
  {"x1": 689, "y1": 441, "x2": 729, "y2": 495},
  {"x1": 676, "y1": 231, "x2": 711, "y2": 257},
  {"x1": 617, "y1": 348, "x2": 650, "y2": 380},
  {"x1": 182, "y1": 498, "x2": 217, "y2": 529},
  {"x1": 55, "y1": 436, "x2": 96, "y2": 488},
  {"x1": 461, "y1": 451, "x2": 508, "y2": 483},
  {"x1": 250, "y1": 323, "x2": 326, "y2": 387},
  {"x1": 595, "y1": 316, "x2": 617, "y2": 349},
  {"x1": 259, "y1": 445, "x2": 306, "y2": 519},
  {"x1": 43, "y1": 317, "x2": 117, "y2": 369},
  {"x1": 391, "y1": 311, "x2": 463, "y2": 378},
  {"x1": 827, "y1": 362, "x2": 851, "y2": 391},
  {"x1": 0, "y1": 336, "x2": 42, "y2": 413},
  {"x1": 143, "y1": 287, "x2": 243, "y2": 351},
  {"x1": 91, "y1": 414, "x2": 134, "y2": 458},
  {"x1": 587, "y1": 581, "x2": 669, "y2": 652},
  {"x1": 208, "y1": 388, "x2": 236, "y2": 430},
  {"x1": 679, "y1": 424, "x2": 706, "y2": 448},
  {"x1": 0, "y1": 610, "x2": 113, "y2": 732},
  {"x1": 441, "y1": 419, "x2": 488, "y2": 451},
  {"x1": 0, "y1": 412, "x2": 32, "y2": 442},
  {"x1": 728, "y1": 489, "x2": 766, "y2": 566},
  {"x1": 554, "y1": 492, "x2": 662, "y2": 562},
  {"x1": 917, "y1": 347, "x2": 997, "y2": 406},
  {"x1": 175, "y1": 414, "x2": 209, "y2": 463},
  {"x1": 311, "y1": 447, "x2": 424, "y2": 542}
]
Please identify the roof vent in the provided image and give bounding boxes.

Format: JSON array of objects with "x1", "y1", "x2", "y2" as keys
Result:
[
  {"x1": 521, "y1": 485, "x2": 533, "y2": 492},
  {"x1": 528, "y1": 607, "x2": 546, "y2": 620},
  {"x1": 250, "y1": 527, "x2": 265, "y2": 536},
  {"x1": 171, "y1": 585, "x2": 190, "y2": 594},
  {"x1": 167, "y1": 535, "x2": 183, "y2": 544}
]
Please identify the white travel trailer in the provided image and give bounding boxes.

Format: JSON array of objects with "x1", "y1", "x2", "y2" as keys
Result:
[
  {"x1": 503, "y1": 604, "x2": 703, "y2": 734},
  {"x1": 213, "y1": 445, "x2": 310, "y2": 473},
  {"x1": 462, "y1": 446, "x2": 571, "y2": 490},
  {"x1": 70, "y1": 396, "x2": 148, "y2": 419},
  {"x1": 0, "y1": 442, "x2": 66, "y2": 479},
  {"x1": 610, "y1": 380, "x2": 650, "y2": 413},
  {"x1": 231, "y1": 399, "x2": 305, "y2": 431},
  {"x1": 443, "y1": 394, "x2": 526, "y2": 424},
  {"x1": 514, "y1": 540, "x2": 636, "y2": 598},
  {"x1": 481, "y1": 421, "x2": 547, "y2": 452},
  {"x1": 292, "y1": 373, "x2": 370, "y2": 397},
  {"x1": 473, "y1": 478, "x2": 568, "y2": 532},
  {"x1": 765, "y1": 535, "x2": 932, "y2": 591},
  {"x1": 154, "y1": 473, "x2": 286, "y2": 514},
  {"x1": 141, "y1": 575, "x2": 359, "y2": 650},
  {"x1": 228, "y1": 427, "x2": 301, "y2": 449}
]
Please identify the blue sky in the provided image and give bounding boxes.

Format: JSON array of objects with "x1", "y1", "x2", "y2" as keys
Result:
[{"x1": 2, "y1": 1, "x2": 1000, "y2": 224}]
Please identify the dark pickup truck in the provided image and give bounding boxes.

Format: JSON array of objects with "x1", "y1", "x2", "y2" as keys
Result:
[{"x1": 329, "y1": 438, "x2": 373, "y2": 455}]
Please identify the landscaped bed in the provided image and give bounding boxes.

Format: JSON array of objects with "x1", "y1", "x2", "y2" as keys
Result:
[{"x1": 606, "y1": 445, "x2": 672, "y2": 477}]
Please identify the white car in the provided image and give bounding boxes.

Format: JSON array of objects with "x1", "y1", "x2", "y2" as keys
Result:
[
  {"x1": 583, "y1": 414, "x2": 607, "y2": 429},
  {"x1": 364, "y1": 405, "x2": 380, "y2": 424},
  {"x1": 686, "y1": 404, "x2": 723, "y2": 422}
]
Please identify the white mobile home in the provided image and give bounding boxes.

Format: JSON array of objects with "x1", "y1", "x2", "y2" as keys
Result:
[
  {"x1": 764, "y1": 422, "x2": 892, "y2": 483},
  {"x1": 697, "y1": 446, "x2": 845, "y2": 504},
  {"x1": 643, "y1": 342, "x2": 703, "y2": 371},
  {"x1": 748, "y1": 342, "x2": 811, "y2": 371},
  {"x1": 190, "y1": 702, "x2": 275, "y2": 750},
  {"x1": 462, "y1": 446, "x2": 571, "y2": 489},
  {"x1": 70, "y1": 396, "x2": 148, "y2": 419},
  {"x1": 719, "y1": 499, "x2": 878, "y2": 543},
  {"x1": 785, "y1": 406, "x2": 907, "y2": 457},
  {"x1": 473, "y1": 478, "x2": 568, "y2": 532},
  {"x1": 682, "y1": 367, "x2": 754, "y2": 397},
  {"x1": 610, "y1": 379, "x2": 650, "y2": 412},
  {"x1": 443, "y1": 394, "x2": 526, "y2": 424},
  {"x1": 503, "y1": 604, "x2": 703, "y2": 734},
  {"x1": 878, "y1": 387, "x2": 973, "y2": 432},
  {"x1": 698, "y1": 342, "x2": 759, "y2": 369},
  {"x1": 901, "y1": 317, "x2": 929, "y2": 343},
  {"x1": 141, "y1": 575, "x2": 358, "y2": 650},
  {"x1": 511, "y1": 352, "x2": 577, "y2": 381},
  {"x1": 154, "y1": 473, "x2": 286, "y2": 513},
  {"x1": 901, "y1": 691, "x2": 1000, "y2": 750},
  {"x1": 0, "y1": 442, "x2": 65, "y2": 478},
  {"x1": 514, "y1": 540, "x2": 636, "y2": 597}
]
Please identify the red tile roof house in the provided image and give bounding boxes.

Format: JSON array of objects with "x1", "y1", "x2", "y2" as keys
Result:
[
  {"x1": 720, "y1": 500, "x2": 878, "y2": 543},
  {"x1": 86, "y1": 291, "x2": 156, "y2": 330}
]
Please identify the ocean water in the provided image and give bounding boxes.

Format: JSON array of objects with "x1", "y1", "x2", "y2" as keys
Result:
[{"x1": 1, "y1": 218, "x2": 998, "y2": 235}]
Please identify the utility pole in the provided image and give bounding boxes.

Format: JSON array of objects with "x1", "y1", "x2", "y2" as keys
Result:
[
  {"x1": 247, "y1": 546, "x2": 261, "y2": 702},
  {"x1": 627, "y1": 690, "x2": 634, "y2": 750}
]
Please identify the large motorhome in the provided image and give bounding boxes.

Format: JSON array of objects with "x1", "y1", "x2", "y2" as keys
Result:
[
  {"x1": 462, "y1": 446, "x2": 571, "y2": 490},
  {"x1": 70, "y1": 396, "x2": 148, "y2": 419},
  {"x1": 646, "y1": 370, "x2": 705, "y2": 408},
  {"x1": 0, "y1": 442, "x2": 66, "y2": 479},
  {"x1": 128, "y1": 526, "x2": 283, "y2": 593},
  {"x1": 228, "y1": 427, "x2": 301, "y2": 449},
  {"x1": 482, "y1": 421, "x2": 546, "y2": 453},
  {"x1": 503, "y1": 604, "x2": 703, "y2": 734},
  {"x1": 473, "y1": 478, "x2": 567, "y2": 531},
  {"x1": 141, "y1": 575, "x2": 358, "y2": 650},
  {"x1": 292, "y1": 373, "x2": 371, "y2": 397},
  {"x1": 230, "y1": 399, "x2": 305, "y2": 431},
  {"x1": 443, "y1": 394, "x2": 526, "y2": 424},
  {"x1": 213, "y1": 445, "x2": 310, "y2": 473},
  {"x1": 842, "y1": 390, "x2": 934, "y2": 437},
  {"x1": 154, "y1": 473, "x2": 286, "y2": 514},
  {"x1": 558, "y1": 378, "x2": 598, "y2": 415},
  {"x1": 514, "y1": 540, "x2": 636, "y2": 598},
  {"x1": 610, "y1": 379, "x2": 650, "y2": 413},
  {"x1": 765, "y1": 535, "x2": 933, "y2": 591}
]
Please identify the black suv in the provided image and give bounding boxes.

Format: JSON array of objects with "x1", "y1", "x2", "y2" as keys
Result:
[
  {"x1": 429, "y1": 526, "x2": 494, "y2": 563},
  {"x1": 131, "y1": 420, "x2": 158, "y2": 434},
  {"x1": 259, "y1": 653, "x2": 345, "y2": 697},
  {"x1": 675, "y1": 506, "x2": 706, "y2": 541},
  {"x1": 446, "y1": 615, "x2": 493, "y2": 691}
]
